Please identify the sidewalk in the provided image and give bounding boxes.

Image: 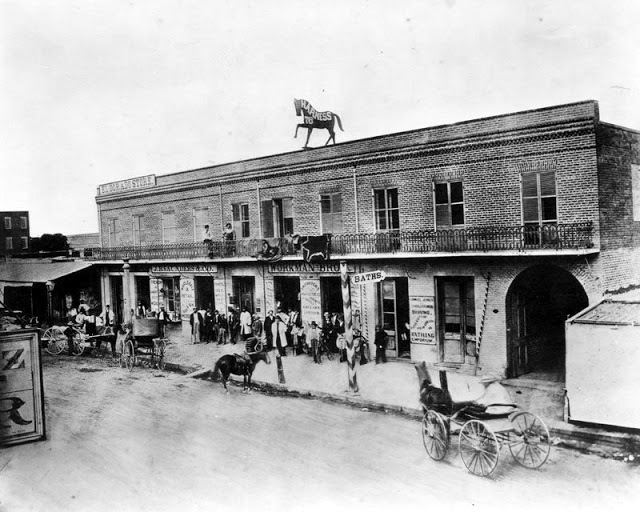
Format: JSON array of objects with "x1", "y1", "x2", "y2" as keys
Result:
[{"x1": 161, "y1": 325, "x2": 640, "y2": 460}]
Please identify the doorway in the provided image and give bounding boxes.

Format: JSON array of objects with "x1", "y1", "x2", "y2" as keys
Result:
[
  {"x1": 506, "y1": 265, "x2": 588, "y2": 379},
  {"x1": 274, "y1": 276, "x2": 300, "y2": 314},
  {"x1": 436, "y1": 277, "x2": 476, "y2": 364},
  {"x1": 232, "y1": 276, "x2": 255, "y2": 313},
  {"x1": 320, "y1": 276, "x2": 342, "y2": 316},
  {"x1": 377, "y1": 277, "x2": 410, "y2": 358},
  {"x1": 109, "y1": 276, "x2": 123, "y2": 325},
  {"x1": 195, "y1": 276, "x2": 215, "y2": 310}
]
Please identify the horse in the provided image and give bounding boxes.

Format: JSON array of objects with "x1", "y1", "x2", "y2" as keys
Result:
[
  {"x1": 210, "y1": 350, "x2": 271, "y2": 392},
  {"x1": 294, "y1": 98, "x2": 344, "y2": 148}
]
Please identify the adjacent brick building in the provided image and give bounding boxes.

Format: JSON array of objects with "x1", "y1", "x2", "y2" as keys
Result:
[
  {"x1": 89, "y1": 100, "x2": 640, "y2": 379},
  {"x1": 0, "y1": 211, "x2": 30, "y2": 256}
]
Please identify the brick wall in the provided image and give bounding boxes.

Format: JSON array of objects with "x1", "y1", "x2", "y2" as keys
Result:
[{"x1": 595, "y1": 123, "x2": 640, "y2": 291}]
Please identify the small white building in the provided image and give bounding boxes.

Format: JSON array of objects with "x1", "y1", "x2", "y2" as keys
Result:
[{"x1": 565, "y1": 297, "x2": 640, "y2": 429}]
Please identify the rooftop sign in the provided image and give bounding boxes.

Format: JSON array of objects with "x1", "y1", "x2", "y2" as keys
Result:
[{"x1": 98, "y1": 175, "x2": 156, "y2": 196}]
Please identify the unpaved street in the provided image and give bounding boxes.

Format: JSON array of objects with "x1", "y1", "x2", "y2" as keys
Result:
[{"x1": 1, "y1": 354, "x2": 638, "y2": 512}]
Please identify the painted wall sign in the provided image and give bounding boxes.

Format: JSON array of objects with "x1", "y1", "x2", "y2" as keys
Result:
[
  {"x1": 632, "y1": 164, "x2": 640, "y2": 221},
  {"x1": 269, "y1": 262, "x2": 357, "y2": 274},
  {"x1": 151, "y1": 263, "x2": 218, "y2": 274},
  {"x1": 300, "y1": 278, "x2": 322, "y2": 325},
  {"x1": 98, "y1": 175, "x2": 156, "y2": 196},
  {"x1": 0, "y1": 329, "x2": 45, "y2": 446},
  {"x1": 214, "y1": 279, "x2": 226, "y2": 313},
  {"x1": 409, "y1": 296, "x2": 436, "y2": 345},
  {"x1": 352, "y1": 270, "x2": 386, "y2": 285},
  {"x1": 149, "y1": 278, "x2": 162, "y2": 313},
  {"x1": 264, "y1": 279, "x2": 275, "y2": 314},
  {"x1": 180, "y1": 278, "x2": 195, "y2": 317}
]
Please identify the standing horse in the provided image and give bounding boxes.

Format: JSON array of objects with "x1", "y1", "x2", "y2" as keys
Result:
[
  {"x1": 294, "y1": 98, "x2": 344, "y2": 148},
  {"x1": 210, "y1": 351, "x2": 271, "y2": 392}
]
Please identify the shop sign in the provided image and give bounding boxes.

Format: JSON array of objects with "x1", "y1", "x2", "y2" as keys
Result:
[
  {"x1": 151, "y1": 263, "x2": 217, "y2": 274},
  {"x1": 269, "y1": 262, "x2": 357, "y2": 274},
  {"x1": 351, "y1": 270, "x2": 386, "y2": 285},
  {"x1": 409, "y1": 296, "x2": 436, "y2": 345},
  {"x1": 98, "y1": 174, "x2": 156, "y2": 196}
]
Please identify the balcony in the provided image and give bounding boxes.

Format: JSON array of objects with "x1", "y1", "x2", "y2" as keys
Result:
[{"x1": 86, "y1": 222, "x2": 594, "y2": 262}]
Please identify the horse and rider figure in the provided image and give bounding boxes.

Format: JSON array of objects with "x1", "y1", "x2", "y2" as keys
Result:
[
  {"x1": 294, "y1": 98, "x2": 344, "y2": 148},
  {"x1": 210, "y1": 338, "x2": 271, "y2": 392}
]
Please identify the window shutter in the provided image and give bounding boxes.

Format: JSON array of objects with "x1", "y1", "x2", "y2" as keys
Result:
[{"x1": 261, "y1": 200, "x2": 274, "y2": 238}]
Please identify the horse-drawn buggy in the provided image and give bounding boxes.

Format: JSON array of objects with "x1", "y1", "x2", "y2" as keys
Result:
[
  {"x1": 42, "y1": 323, "x2": 116, "y2": 357},
  {"x1": 416, "y1": 362, "x2": 551, "y2": 477},
  {"x1": 119, "y1": 317, "x2": 167, "y2": 371}
]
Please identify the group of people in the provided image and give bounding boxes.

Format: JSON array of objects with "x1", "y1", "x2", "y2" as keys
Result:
[{"x1": 202, "y1": 223, "x2": 236, "y2": 258}]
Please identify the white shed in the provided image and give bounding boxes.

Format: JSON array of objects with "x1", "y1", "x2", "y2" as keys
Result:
[{"x1": 565, "y1": 299, "x2": 640, "y2": 429}]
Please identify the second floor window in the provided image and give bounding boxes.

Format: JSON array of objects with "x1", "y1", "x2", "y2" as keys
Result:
[
  {"x1": 193, "y1": 208, "x2": 210, "y2": 242},
  {"x1": 435, "y1": 181, "x2": 464, "y2": 228},
  {"x1": 522, "y1": 171, "x2": 557, "y2": 226},
  {"x1": 5, "y1": 237, "x2": 13, "y2": 250},
  {"x1": 20, "y1": 216, "x2": 28, "y2": 229},
  {"x1": 232, "y1": 203, "x2": 250, "y2": 238},
  {"x1": 4, "y1": 217, "x2": 11, "y2": 230},
  {"x1": 320, "y1": 193, "x2": 343, "y2": 234},
  {"x1": 261, "y1": 198, "x2": 293, "y2": 238},
  {"x1": 162, "y1": 212, "x2": 176, "y2": 244},
  {"x1": 374, "y1": 188, "x2": 399, "y2": 232},
  {"x1": 133, "y1": 215, "x2": 144, "y2": 246},
  {"x1": 21, "y1": 237, "x2": 28, "y2": 250}
]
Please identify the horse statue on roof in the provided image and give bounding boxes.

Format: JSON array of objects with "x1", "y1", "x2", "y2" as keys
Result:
[{"x1": 294, "y1": 98, "x2": 344, "y2": 148}]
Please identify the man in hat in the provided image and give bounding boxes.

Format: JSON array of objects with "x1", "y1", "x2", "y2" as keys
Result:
[
  {"x1": 271, "y1": 315, "x2": 288, "y2": 357},
  {"x1": 305, "y1": 320, "x2": 322, "y2": 364}
]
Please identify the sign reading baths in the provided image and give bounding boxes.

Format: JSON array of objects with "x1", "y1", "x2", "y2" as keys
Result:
[
  {"x1": 98, "y1": 175, "x2": 156, "y2": 196},
  {"x1": 351, "y1": 270, "x2": 386, "y2": 285}
]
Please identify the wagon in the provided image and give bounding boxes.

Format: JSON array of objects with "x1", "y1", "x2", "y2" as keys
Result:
[
  {"x1": 42, "y1": 324, "x2": 115, "y2": 357},
  {"x1": 119, "y1": 318, "x2": 167, "y2": 372},
  {"x1": 417, "y1": 364, "x2": 551, "y2": 477}
]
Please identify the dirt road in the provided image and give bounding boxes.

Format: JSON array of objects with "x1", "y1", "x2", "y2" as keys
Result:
[{"x1": 1, "y1": 354, "x2": 638, "y2": 512}]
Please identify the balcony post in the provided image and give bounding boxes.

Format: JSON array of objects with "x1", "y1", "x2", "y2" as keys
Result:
[{"x1": 122, "y1": 258, "x2": 132, "y2": 324}]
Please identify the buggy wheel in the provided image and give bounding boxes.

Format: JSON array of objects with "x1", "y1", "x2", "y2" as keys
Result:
[
  {"x1": 508, "y1": 412, "x2": 551, "y2": 469},
  {"x1": 71, "y1": 329, "x2": 84, "y2": 356},
  {"x1": 459, "y1": 420, "x2": 499, "y2": 477},
  {"x1": 123, "y1": 340, "x2": 135, "y2": 371},
  {"x1": 43, "y1": 328, "x2": 65, "y2": 355},
  {"x1": 422, "y1": 410, "x2": 449, "y2": 461}
]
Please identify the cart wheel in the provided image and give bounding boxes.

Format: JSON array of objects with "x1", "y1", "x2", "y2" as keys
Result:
[
  {"x1": 422, "y1": 410, "x2": 449, "y2": 461},
  {"x1": 508, "y1": 412, "x2": 551, "y2": 469},
  {"x1": 71, "y1": 329, "x2": 84, "y2": 356},
  {"x1": 157, "y1": 340, "x2": 166, "y2": 370},
  {"x1": 123, "y1": 340, "x2": 135, "y2": 371},
  {"x1": 459, "y1": 420, "x2": 499, "y2": 477},
  {"x1": 43, "y1": 328, "x2": 65, "y2": 355}
]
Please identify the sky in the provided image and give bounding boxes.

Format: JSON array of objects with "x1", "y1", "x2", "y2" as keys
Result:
[{"x1": 1, "y1": 0, "x2": 640, "y2": 237}]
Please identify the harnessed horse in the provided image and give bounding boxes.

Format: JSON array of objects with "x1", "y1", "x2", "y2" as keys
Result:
[{"x1": 294, "y1": 98, "x2": 344, "y2": 148}]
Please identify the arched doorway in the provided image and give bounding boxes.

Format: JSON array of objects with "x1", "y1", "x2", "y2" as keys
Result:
[{"x1": 506, "y1": 265, "x2": 588, "y2": 379}]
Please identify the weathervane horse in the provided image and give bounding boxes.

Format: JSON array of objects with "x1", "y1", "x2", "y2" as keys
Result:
[
  {"x1": 294, "y1": 98, "x2": 344, "y2": 148},
  {"x1": 210, "y1": 342, "x2": 271, "y2": 392}
]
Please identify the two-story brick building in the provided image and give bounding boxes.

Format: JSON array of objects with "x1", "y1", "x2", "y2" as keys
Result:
[
  {"x1": 1, "y1": 211, "x2": 30, "y2": 257},
  {"x1": 89, "y1": 100, "x2": 640, "y2": 379}
]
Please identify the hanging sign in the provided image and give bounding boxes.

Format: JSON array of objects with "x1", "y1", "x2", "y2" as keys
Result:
[{"x1": 351, "y1": 270, "x2": 386, "y2": 285}]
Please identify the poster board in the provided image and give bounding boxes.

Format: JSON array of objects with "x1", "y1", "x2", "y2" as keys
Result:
[
  {"x1": 409, "y1": 296, "x2": 436, "y2": 345},
  {"x1": 0, "y1": 329, "x2": 46, "y2": 446},
  {"x1": 300, "y1": 278, "x2": 322, "y2": 325}
]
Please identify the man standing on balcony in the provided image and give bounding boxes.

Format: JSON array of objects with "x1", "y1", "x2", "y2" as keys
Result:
[
  {"x1": 222, "y1": 223, "x2": 236, "y2": 257},
  {"x1": 202, "y1": 225, "x2": 213, "y2": 258}
]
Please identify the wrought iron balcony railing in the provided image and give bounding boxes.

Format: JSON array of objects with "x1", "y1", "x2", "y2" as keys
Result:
[{"x1": 86, "y1": 222, "x2": 594, "y2": 261}]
